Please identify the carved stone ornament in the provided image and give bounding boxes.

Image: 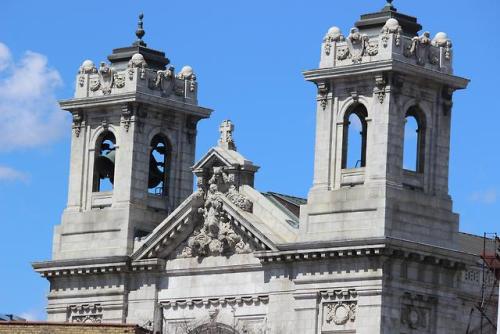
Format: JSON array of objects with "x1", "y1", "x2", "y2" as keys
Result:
[
  {"x1": 441, "y1": 86, "x2": 454, "y2": 115},
  {"x1": 128, "y1": 53, "x2": 147, "y2": 80},
  {"x1": 400, "y1": 293, "x2": 436, "y2": 332},
  {"x1": 381, "y1": 18, "x2": 402, "y2": 48},
  {"x1": 337, "y1": 28, "x2": 377, "y2": 63},
  {"x1": 176, "y1": 166, "x2": 253, "y2": 258},
  {"x1": 374, "y1": 74, "x2": 387, "y2": 104},
  {"x1": 219, "y1": 120, "x2": 236, "y2": 150},
  {"x1": 317, "y1": 82, "x2": 329, "y2": 110},
  {"x1": 325, "y1": 301, "x2": 356, "y2": 326},
  {"x1": 432, "y1": 32, "x2": 452, "y2": 60},
  {"x1": 68, "y1": 304, "x2": 103, "y2": 323},
  {"x1": 78, "y1": 59, "x2": 97, "y2": 74},
  {"x1": 114, "y1": 73, "x2": 126, "y2": 89},
  {"x1": 404, "y1": 31, "x2": 439, "y2": 66},
  {"x1": 72, "y1": 111, "x2": 83, "y2": 137},
  {"x1": 151, "y1": 66, "x2": 174, "y2": 94},
  {"x1": 323, "y1": 26, "x2": 345, "y2": 56},
  {"x1": 121, "y1": 103, "x2": 136, "y2": 132},
  {"x1": 177, "y1": 65, "x2": 197, "y2": 93},
  {"x1": 89, "y1": 77, "x2": 100, "y2": 92},
  {"x1": 401, "y1": 304, "x2": 429, "y2": 330},
  {"x1": 98, "y1": 62, "x2": 113, "y2": 95}
]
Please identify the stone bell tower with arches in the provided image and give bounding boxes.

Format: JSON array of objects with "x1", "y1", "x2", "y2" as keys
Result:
[
  {"x1": 53, "y1": 14, "x2": 212, "y2": 260},
  {"x1": 300, "y1": 0, "x2": 469, "y2": 250}
]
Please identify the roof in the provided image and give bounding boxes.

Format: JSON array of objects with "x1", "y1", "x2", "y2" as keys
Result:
[
  {"x1": 262, "y1": 192, "x2": 306, "y2": 222},
  {"x1": 0, "y1": 314, "x2": 25, "y2": 322}
]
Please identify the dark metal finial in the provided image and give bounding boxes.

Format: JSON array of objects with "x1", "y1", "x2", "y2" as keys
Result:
[
  {"x1": 382, "y1": 0, "x2": 397, "y2": 12},
  {"x1": 134, "y1": 12, "x2": 147, "y2": 47}
]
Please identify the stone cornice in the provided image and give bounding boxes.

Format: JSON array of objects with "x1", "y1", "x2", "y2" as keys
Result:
[
  {"x1": 256, "y1": 238, "x2": 474, "y2": 269},
  {"x1": 32, "y1": 257, "x2": 165, "y2": 278},
  {"x1": 59, "y1": 91, "x2": 212, "y2": 118},
  {"x1": 303, "y1": 59, "x2": 469, "y2": 89}
]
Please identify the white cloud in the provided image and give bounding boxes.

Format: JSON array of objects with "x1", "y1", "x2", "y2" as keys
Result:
[
  {"x1": 0, "y1": 165, "x2": 29, "y2": 183},
  {"x1": 0, "y1": 42, "x2": 11, "y2": 71},
  {"x1": 469, "y1": 188, "x2": 497, "y2": 205},
  {"x1": 0, "y1": 42, "x2": 68, "y2": 151}
]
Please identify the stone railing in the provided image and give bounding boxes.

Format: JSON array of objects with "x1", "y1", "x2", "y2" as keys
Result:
[
  {"x1": 319, "y1": 19, "x2": 453, "y2": 74},
  {"x1": 74, "y1": 54, "x2": 198, "y2": 104}
]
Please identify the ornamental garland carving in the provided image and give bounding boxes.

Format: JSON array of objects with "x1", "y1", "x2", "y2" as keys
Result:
[
  {"x1": 151, "y1": 66, "x2": 175, "y2": 93},
  {"x1": 381, "y1": 18, "x2": 402, "y2": 48},
  {"x1": 336, "y1": 28, "x2": 378, "y2": 63},
  {"x1": 325, "y1": 301, "x2": 356, "y2": 326},
  {"x1": 176, "y1": 166, "x2": 253, "y2": 258},
  {"x1": 404, "y1": 31, "x2": 439, "y2": 66},
  {"x1": 323, "y1": 27, "x2": 345, "y2": 56}
]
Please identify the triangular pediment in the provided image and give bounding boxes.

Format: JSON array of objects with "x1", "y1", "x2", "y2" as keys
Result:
[
  {"x1": 192, "y1": 146, "x2": 259, "y2": 173},
  {"x1": 132, "y1": 188, "x2": 276, "y2": 261}
]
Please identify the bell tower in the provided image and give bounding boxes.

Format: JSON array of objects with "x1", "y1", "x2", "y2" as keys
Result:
[
  {"x1": 300, "y1": 1, "x2": 469, "y2": 249},
  {"x1": 53, "y1": 14, "x2": 212, "y2": 260}
]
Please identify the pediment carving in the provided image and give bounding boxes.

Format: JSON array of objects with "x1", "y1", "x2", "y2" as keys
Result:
[{"x1": 173, "y1": 166, "x2": 259, "y2": 258}]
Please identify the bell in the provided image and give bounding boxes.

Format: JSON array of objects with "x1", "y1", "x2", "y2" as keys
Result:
[
  {"x1": 148, "y1": 153, "x2": 164, "y2": 189},
  {"x1": 95, "y1": 150, "x2": 116, "y2": 184}
]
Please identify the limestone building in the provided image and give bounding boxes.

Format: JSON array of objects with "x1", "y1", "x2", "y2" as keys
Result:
[{"x1": 33, "y1": 2, "x2": 498, "y2": 334}]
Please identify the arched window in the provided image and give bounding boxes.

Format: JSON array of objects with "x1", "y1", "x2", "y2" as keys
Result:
[
  {"x1": 342, "y1": 104, "x2": 368, "y2": 169},
  {"x1": 403, "y1": 107, "x2": 425, "y2": 173},
  {"x1": 93, "y1": 131, "x2": 116, "y2": 192},
  {"x1": 148, "y1": 134, "x2": 171, "y2": 196}
]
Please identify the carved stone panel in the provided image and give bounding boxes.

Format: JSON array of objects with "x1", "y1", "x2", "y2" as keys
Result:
[
  {"x1": 400, "y1": 293, "x2": 436, "y2": 333},
  {"x1": 320, "y1": 289, "x2": 357, "y2": 333},
  {"x1": 67, "y1": 304, "x2": 103, "y2": 323}
]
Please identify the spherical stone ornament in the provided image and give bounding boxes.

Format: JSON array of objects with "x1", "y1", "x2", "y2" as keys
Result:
[
  {"x1": 433, "y1": 32, "x2": 449, "y2": 46},
  {"x1": 80, "y1": 59, "x2": 96, "y2": 74},
  {"x1": 178, "y1": 65, "x2": 195, "y2": 80},
  {"x1": 325, "y1": 26, "x2": 343, "y2": 42},
  {"x1": 128, "y1": 53, "x2": 147, "y2": 69},
  {"x1": 385, "y1": 18, "x2": 400, "y2": 31},
  {"x1": 131, "y1": 53, "x2": 145, "y2": 63}
]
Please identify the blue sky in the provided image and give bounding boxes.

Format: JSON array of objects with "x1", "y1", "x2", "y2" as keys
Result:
[{"x1": 0, "y1": 0, "x2": 498, "y2": 320}]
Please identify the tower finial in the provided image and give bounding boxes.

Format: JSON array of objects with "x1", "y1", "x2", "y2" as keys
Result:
[
  {"x1": 134, "y1": 12, "x2": 147, "y2": 47},
  {"x1": 382, "y1": 0, "x2": 397, "y2": 12}
]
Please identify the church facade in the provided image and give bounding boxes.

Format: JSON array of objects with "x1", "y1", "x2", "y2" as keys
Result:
[{"x1": 33, "y1": 3, "x2": 498, "y2": 334}]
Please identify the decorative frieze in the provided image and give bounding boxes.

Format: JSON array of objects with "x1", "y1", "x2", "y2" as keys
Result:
[
  {"x1": 68, "y1": 304, "x2": 103, "y2": 323},
  {"x1": 161, "y1": 295, "x2": 269, "y2": 309}
]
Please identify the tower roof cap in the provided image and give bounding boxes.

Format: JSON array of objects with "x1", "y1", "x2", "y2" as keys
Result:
[
  {"x1": 107, "y1": 13, "x2": 170, "y2": 70},
  {"x1": 355, "y1": 0, "x2": 422, "y2": 36}
]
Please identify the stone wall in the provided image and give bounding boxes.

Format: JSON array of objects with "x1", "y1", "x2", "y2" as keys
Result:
[{"x1": 0, "y1": 322, "x2": 150, "y2": 334}]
